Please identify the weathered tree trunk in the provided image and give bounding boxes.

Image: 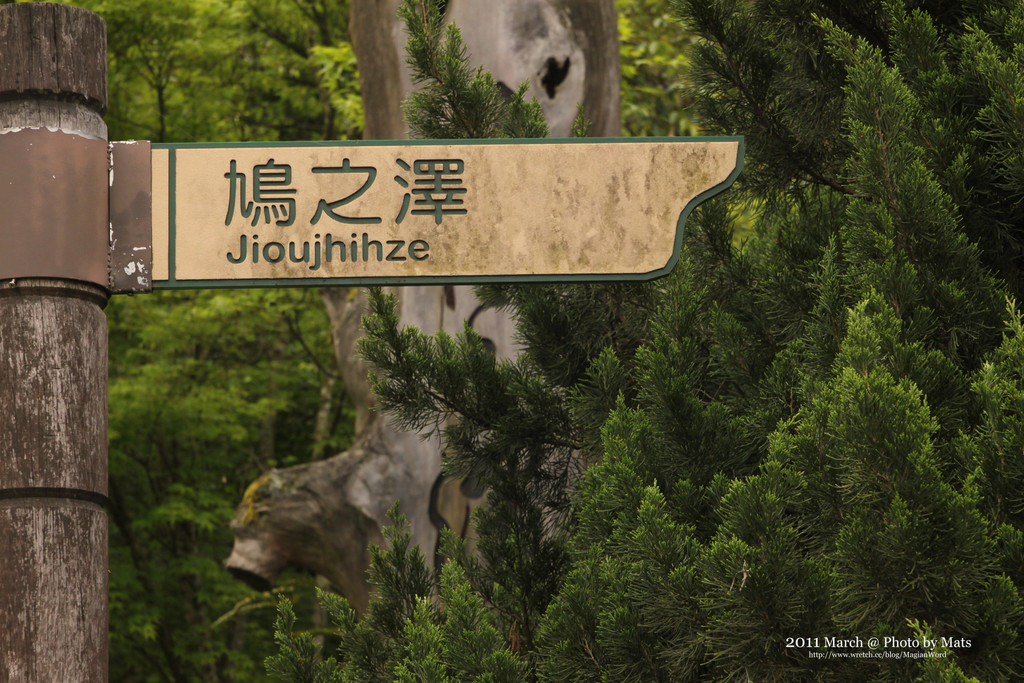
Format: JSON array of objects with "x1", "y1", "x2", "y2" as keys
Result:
[
  {"x1": 226, "y1": 0, "x2": 619, "y2": 610},
  {"x1": 352, "y1": 0, "x2": 620, "y2": 139},
  {"x1": 0, "y1": 4, "x2": 109, "y2": 681},
  {"x1": 227, "y1": 287, "x2": 509, "y2": 611}
]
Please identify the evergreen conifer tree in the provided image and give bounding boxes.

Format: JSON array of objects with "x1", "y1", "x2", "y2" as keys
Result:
[{"x1": 269, "y1": 0, "x2": 1024, "y2": 679}]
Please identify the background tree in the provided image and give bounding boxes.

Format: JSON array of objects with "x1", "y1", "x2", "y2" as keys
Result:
[
  {"x1": 107, "y1": 289, "x2": 350, "y2": 682},
  {"x1": 617, "y1": 0, "x2": 699, "y2": 137},
  {"x1": 227, "y1": 0, "x2": 622, "y2": 616},
  {"x1": 92, "y1": 0, "x2": 359, "y2": 143}
]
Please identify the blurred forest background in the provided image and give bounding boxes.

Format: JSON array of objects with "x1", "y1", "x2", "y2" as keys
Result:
[{"x1": 51, "y1": 0, "x2": 691, "y2": 679}]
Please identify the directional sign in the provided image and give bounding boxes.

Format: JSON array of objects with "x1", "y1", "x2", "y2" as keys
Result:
[{"x1": 151, "y1": 137, "x2": 743, "y2": 288}]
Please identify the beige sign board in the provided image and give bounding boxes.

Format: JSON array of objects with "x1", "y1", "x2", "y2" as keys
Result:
[{"x1": 152, "y1": 138, "x2": 742, "y2": 288}]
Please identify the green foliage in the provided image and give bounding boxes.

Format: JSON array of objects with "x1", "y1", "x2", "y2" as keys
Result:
[
  {"x1": 70, "y1": 0, "x2": 366, "y2": 677},
  {"x1": 108, "y1": 289, "x2": 351, "y2": 681},
  {"x1": 267, "y1": 510, "x2": 526, "y2": 682},
  {"x1": 361, "y1": 286, "x2": 575, "y2": 661},
  {"x1": 617, "y1": 0, "x2": 699, "y2": 137},
  {"x1": 392, "y1": 562, "x2": 527, "y2": 683},
  {"x1": 334, "y1": 505, "x2": 436, "y2": 681},
  {"x1": 82, "y1": 0, "x2": 359, "y2": 142},
  {"x1": 966, "y1": 299, "x2": 1024, "y2": 534},
  {"x1": 266, "y1": 600, "x2": 344, "y2": 683},
  {"x1": 336, "y1": 0, "x2": 1024, "y2": 681}
]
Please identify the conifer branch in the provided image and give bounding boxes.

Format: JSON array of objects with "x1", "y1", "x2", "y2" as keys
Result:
[
  {"x1": 709, "y1": 26, "x2": 859, "y2": 197},
  {"x1": 283, "y1": 310, "x2": 338, "y2": 379}
]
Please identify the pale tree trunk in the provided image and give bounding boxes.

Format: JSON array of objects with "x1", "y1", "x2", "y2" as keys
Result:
[{"x1": 226, "y1": 0, "x2": 619, "y2": 613}]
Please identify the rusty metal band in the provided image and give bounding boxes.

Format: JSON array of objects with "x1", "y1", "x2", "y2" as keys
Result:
[
  {"x1": 0, "y1": 128, "x2": 108, "y2": 288},
  {"x1": 109, "y1": 140, "x2": 153, "y2": 293},
  {"x1": 0, "y1": 279, "x2": 109, "y2": 308},
  {"x1": 0, "y1": 488, "x2": 108, "y2": 508}
]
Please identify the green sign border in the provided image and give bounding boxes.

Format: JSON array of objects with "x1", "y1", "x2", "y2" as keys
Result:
[{"x1": 152, "y1": 136, "x2": 744, "y2": 289}]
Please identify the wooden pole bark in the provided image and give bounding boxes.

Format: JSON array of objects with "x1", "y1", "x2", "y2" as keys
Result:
[{"x1": 0, "y1": 5, "x2": 109, "y2": 682}]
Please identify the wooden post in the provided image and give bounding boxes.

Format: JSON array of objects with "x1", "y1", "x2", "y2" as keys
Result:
[{"x1": 0, "y1": 4, "x2": 109, "y2": 681}]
